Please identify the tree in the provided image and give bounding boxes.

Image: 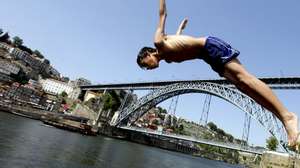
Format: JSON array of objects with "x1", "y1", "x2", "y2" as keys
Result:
[
  {"x1": 11, "y1": 71, "x2": 29, "y2": 84},
  {"x1": 266, "y1": 136, "x2": 278, "y2": 151},
  {"x1": 0, "y1": 32, "x2": 10, "y2": 42},
  {"x1": 152, "y1": 119, "x2": 159, "y2": 125},
  {"x1": 43, "y1": 59, "x2": 50, "y2": 65},
  {"x1": 61, "y1": 91, "x2": 68, "y2": 98},
  {"x1": 0, "y1": 28, "x2": 3, "y2": 35},
  {"x1": 157, "y1": 106, "x2": 167, "y2": 114},
  {"x1": 216, "y1": 128, "x2": 226, "y2": 137},
  {"x1": 12, "y1": 36, "x2": 23, "y2": 47},
  {"x1": 61, "y1": 99, "x2": 67, "y2": 104},
  {"x1": 224, "y1": 133, "x2": 234, "y2": 143},
  {"x1": 102, "y1": 91, "x2": 120, "y2": 112},
  {"x1": 61, "y1": 76, "x2": 70, "y2": 82},
  {"x1": 207, "y1": 122, "x2": 218, "y2": 131},
  {"x1": 33, "y1": 50, "x2": 44, "y2": 59},
  {"x1": 19, "y1": 45, "x2": 33, "y2": 54},
  {"x1": 175, "y1": 124, "x2": 184, "y2": 134}
]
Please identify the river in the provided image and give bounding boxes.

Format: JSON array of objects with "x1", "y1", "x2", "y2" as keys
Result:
[{"x1": 0, "y1": 111, "x2": 244, "y2": 168}]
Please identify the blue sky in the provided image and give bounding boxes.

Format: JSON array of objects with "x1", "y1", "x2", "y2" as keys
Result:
[{"x1": 1, "y1": 0, "x2": 300, "y2": 147}]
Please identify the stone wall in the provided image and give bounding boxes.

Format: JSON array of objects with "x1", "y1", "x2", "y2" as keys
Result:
[{"x1": 71, "y1": 104, "x2": 97, "y2": 120}]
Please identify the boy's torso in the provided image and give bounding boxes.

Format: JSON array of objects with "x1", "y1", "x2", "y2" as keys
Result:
[{"x1": 158, "y1": 35, "x2": 207, "y2": 63}]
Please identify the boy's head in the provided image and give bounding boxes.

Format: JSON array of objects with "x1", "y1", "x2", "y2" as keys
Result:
[{"x1": 137, "y1": 47, "x2": 160, "y2": 70}]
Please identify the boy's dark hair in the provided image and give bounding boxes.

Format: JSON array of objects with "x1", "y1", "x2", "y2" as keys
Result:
[{"x1": 137, "y1": 47, "x2": 156, "y2": 69}]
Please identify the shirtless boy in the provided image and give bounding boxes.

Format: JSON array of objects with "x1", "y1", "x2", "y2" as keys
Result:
[{"x1": 136, "y1": 0, "x2": 299, "y2": 150}]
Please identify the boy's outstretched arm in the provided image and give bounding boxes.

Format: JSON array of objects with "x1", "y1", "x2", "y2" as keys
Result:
[
  {"x1": 176, "y1": 18, "x2": 188, "y2": 35},
  {"x1": 154, "y1": 0, "x2": 167, "y2": 47}
]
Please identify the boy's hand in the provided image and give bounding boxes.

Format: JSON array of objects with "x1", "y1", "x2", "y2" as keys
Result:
[
  {"x1": 176, "y1": 18, "x2": 188, "y2": 35},
  {"x1": 181, "y1": 18, "x2": 188, "y2": 29}
]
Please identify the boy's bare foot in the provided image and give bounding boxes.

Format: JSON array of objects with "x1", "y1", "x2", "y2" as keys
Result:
[{"x1": 285, "y1": 112, "x2": 299, "y2": 150}]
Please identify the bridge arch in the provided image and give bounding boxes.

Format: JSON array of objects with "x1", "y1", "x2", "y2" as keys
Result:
[{"x1": 112, "y1": 82, "x2": 287, "y2": 150}]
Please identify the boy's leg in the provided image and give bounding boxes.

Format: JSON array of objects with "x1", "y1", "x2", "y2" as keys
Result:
[{"x1": 222, "y1": 58, "x2": 299, "y2": 147}]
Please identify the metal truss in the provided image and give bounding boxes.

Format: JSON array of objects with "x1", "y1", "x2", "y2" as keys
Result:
[
  {"x1": 168, "y1": 95, "x2": 179, "y2": 116},
  {"x1": 111, "y1": 82, "x2": 288, "y2": 152},
  {"x1": 242, "y1": 113, "x2": 251, "y2": 146},
  {"x1": 199, "y1": 94, "x2": 212, "y2": 125}
]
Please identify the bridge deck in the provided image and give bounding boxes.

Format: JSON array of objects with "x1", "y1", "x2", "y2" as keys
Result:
[
  {"x1": 81, "y1": 77, "x2": 300, "y2": 90},
  {"x1": 120, "y1": 126, "x2": 265, "y2": 155}
]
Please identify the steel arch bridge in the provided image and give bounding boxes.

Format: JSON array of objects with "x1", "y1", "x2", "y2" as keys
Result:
[{"x1": 110, "y1": 82, "x2": 288, "y2": 151}]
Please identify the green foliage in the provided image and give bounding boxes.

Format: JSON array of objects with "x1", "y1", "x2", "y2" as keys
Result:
[
  {"x1": 173, "y1": 124, "x2": 190, "y2": 136},
  {"x1": 202, "y1": 132, "x2": 213, "y2": 139},
  {"x1": 216, "y1": 128, "x2": 226, "y2": 137},
  {"x1": 227, "y1": 134, "x2": 234, "y2": 143},
  {"x1": 43, "y1": 59, "x2": 50, "y2": 65},
  {"x1": 19, "y1": 45, "x2": 33, "y2": 54},
  {"x1": 206, "y1": 122, "x2": 235, "y2": 142},
  {"x1": 157, "y1": 113, "x2": 165, "y2": 120},
  {"x1": 152, "y1": 119, "x2": 159, "y2": 125},
  {"x1": 60, "y1": 91, "x2": 68, "y2": 98},
  {"x1": 157, "y1": 106, "x2": 167, "y2": 114},
  {"x1": 10, "y1": 71, "x2": 29, "y2": 84},
  {"x1": 207, "y1": 122, "x2": 218, "y2": 131},
  {"x1": 33, "y1": 50, "x2": 44, "y2": 59},
  {"x1": 266, "y1": 136, "x2": 278, "y2": 151},
  {"x1": 83, "y1": 97, "x2": 100, "y2": 112},
  {"x1": 199, "y1": 143, "x2": 220, "y2": 153},
  {"x1": 102, "y1": 91, "x2": 120, "y2": 112},
  {"x1": 12, "y1": 36, "x2": 23, "y2": 47},
  {"x1": 56, "y1": 91, "x2": 68, "y2": 105},
  {"x1": 61, "y1": 99, "x2": 66, "y2": 104},
  {"x1": 178, "y1": 124, "x2": 184, "y2": 131},
  {"x1": 70, "y1": 102, "x2": 77, "y2": 111},
  {"x1": 62, "y1": 77, "x2": 70, "y2": 82}
]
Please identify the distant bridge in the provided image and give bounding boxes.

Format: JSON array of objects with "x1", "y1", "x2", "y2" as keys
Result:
[
  {"x1": 86, "y1": 77, "x2": 300, "y2": 154},
  {"x1": 108, "y1": 81, "x2": 292, "y2": 152}
]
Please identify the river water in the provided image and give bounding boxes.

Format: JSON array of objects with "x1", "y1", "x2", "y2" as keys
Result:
[{"x1": 0, "y1": 111, "x2": 244, "y2": 168}]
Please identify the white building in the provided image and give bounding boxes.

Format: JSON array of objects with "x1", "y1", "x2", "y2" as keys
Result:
[
  {"x1": 83, "y1": 91, "x2": 97, "y2": 102},
  {"x1": 68, "y1": 87, "x2": 81, "y2": 100},
  {"x1": 40, "y1": 78, "x2": 73, "y2": 95}
]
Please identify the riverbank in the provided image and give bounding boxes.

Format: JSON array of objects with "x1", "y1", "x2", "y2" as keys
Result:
[{"x1": 98, "y1": 123, "x2": 256, "y2": 165}]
